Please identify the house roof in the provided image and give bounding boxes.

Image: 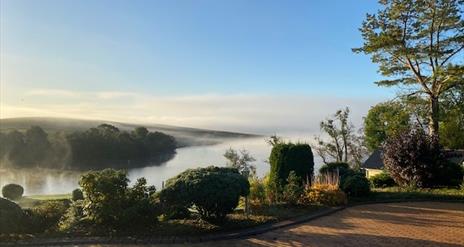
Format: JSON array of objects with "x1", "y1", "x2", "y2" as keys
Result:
[{"x1": 362, "y1": 149, "x2": 383, "y2": 169}]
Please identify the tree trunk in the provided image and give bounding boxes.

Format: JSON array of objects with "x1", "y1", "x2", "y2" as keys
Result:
[{"x1": 428, "y1": 95, "x2": 440, "y2": 137}]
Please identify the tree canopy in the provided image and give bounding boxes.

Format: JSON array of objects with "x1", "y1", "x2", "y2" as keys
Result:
[
  {"x1": 314, "y1": 108, "x2": 367, "y2": 167},
  {"x1": 354, "y1": 0, "x2": 464, "y2": 137},
  {"x1": 364, "y1": 101, "x2": 411, "y2": 151},
  {"x1": 0, "y1": 125, "x2": 177, "y2": 169}
]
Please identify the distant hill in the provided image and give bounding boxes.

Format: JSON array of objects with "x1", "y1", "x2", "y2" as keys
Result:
[{"x1": 0, "y1": 117, "x2": 259, "y2": 147}]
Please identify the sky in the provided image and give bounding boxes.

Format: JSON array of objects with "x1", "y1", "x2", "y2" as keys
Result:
[{"x1": 0, "y1": 0, "x2": 397, "y2": 134}]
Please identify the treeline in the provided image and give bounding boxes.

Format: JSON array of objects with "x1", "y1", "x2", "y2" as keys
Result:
[{"x1": 0, "y1": 124, "x2": 177, "y2": 170}]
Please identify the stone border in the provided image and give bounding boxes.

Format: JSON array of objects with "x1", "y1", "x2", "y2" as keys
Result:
[{"x1": 3, "y1": 199, "x2": 463, "y2": 246}]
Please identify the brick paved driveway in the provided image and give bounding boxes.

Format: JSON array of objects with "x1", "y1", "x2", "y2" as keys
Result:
[{"x1": 94, "y1": 202, "x2": 464, "y2": 247}]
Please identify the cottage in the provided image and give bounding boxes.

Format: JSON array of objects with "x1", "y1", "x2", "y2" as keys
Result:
[{"x1": 362, "y1": 149, "x2": 384, "y2": 178}]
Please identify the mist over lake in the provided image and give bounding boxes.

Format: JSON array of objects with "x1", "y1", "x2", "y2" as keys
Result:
[{"x1": 0, "y1": 136, "x2": 324, "y2": 195}]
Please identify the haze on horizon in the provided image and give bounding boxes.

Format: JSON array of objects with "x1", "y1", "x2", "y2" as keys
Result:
[{"x1": 0, "y1": 0, "x2": 396, "y2": 135}]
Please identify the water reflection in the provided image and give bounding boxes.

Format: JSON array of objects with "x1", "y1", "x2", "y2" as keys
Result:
[
  {"x1": 0, "y1": 137, "x2": 323, "y2": 195},
  {"x1": 0, "y1": 168, "x2": 80, "y2": 195}
]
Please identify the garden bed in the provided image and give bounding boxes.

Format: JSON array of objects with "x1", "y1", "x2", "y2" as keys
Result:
[{"x1": 1, "y1": 201, "x2": 325, "y2": 243}]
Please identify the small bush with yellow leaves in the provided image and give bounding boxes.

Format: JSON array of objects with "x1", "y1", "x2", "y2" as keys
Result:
[{"x1": 299, "y1": 184, "x2": 347, "y2": 206}]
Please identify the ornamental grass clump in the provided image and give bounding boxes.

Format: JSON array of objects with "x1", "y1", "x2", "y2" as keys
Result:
[{"x1": 299, "y1": 172, "x2": 347, "y2": 206}]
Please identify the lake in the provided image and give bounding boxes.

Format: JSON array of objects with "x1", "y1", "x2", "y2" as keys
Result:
[{"x1": 0, "y1": 137, "x2": 323, "y2": 195}]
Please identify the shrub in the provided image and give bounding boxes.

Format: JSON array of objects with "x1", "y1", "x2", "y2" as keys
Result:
[
  {"x1": 2, "y1": 184, "x2": 24, "y2": 200},
  {"x1": 282, "y1": 171, "x2": 303, "y2": 205},
  {"x1": 319, "y1": 162, "x2": 357, "y2": 186},
  {"x1": 27, "y1": 200, "x2": 69, "y2": 233},
  {"x1": 160, "y1": 205, "x2": 191, "y2": 220},
  {"x1": 369, "y1": 171, "x2": 396, "y2": 188},
  {"x1": 383, "y1": 127, "x2": 444, "y2": 188},
  {"x1": 299, "y1": 184, "x2": 347, "y2": 206},
  {"x1": 264, "y1": 176, "x2": 282, "y2": 203},
  {"x1": 59, "y1": 200, "x2": 85, "y2": 232},
  {"x1": 249, "y1": 177, "x2": 267, "y2": 206},
  {"x1": 432, "y1": 161, "x2": 464, "y2": 187},
  {"x1": 159, "y1": 166, "x2": 249, "y2": 223},
  {"x1": 300, "y1": 173, "x2": 346, "y2": 206},
  {"x1": 319, "y1": 162, "x2": 351, "y2": 176},
  {"x1": 269, "y1": 143, "x2": 314, "y2": 191},
  {"x1": 79, "y1": 169, "x2": 159, "y2": 230},
  {"x1": 341, "y1": 174, "x2": 370, "y2": 197},
  {"x1": 0, "y1": 197, "x2": 28, "y2": 233},
  {"x1": 72, "y1": 188, "x2": 84, "y2": 201}
]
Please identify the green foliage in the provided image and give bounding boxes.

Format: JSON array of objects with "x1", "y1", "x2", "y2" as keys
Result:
[
  {"x1": 364, "y1": 102, "x2": 411, "y2": 151},
  {"x1": 440, "y1": 84, "x2": 464, "y2": 149},
  {"x1": 319, "y1": 162, "x2": 352, "y2": 177},
  {"x1": 282, "y1": 171, "x2": 303, "y2": 205},
  {"x1": 72, "y1": 189, "x2": 84, "y2": 201},
  {"x1": 299, "y1": 185, "x2": 347, "y2": 206},
  {"x1": 224, "y1": 148, "x2": 256, "y2": 177},
  {"x1": 369, "y1": 172, "x2": 397, "y2": 188},
  {"x1": 269, "y1": 142, "x2": 314, "y2": 192},
  {"x1": 314, "y1": 108, "x2": 367, "y2": 167},
  {"x1": 0, "y1": 126, "x2": 53, "y2": 168},
  {"x1": 79, "y1": 169, "x2": 158, "y2": 230},
  {"x1": 249, "y1": 177, "x2": 267, "y2": 206},
  {"x1": 354, "y1": 0, "x2": 463, "y2": 137},
  {"x1": 0, "y1": 125, "x2": 176, "y2": 169},
  {"x1": 67, "y1": 124, "x2": 177, "y2": 169},
  {"x1": 319, "y1": 162, "x2": 359, "y2": 188},
  {"x1": 0, "y1": 198, "x2": 28, "y2": 233},
  {"x1": 2, "y1": 184, "x2": 24, "y2": 200},
  {"x1": 58, "y1": 200, "x2": 85, "y2": 232},
  {"x1": 26, "y1": 200, "x2": 70, "y2": 233},
  {"x1": 432, "y1": 161, "x2": 464, "y2": 187},
  {"x1": 383, "y1": 127, "x2": 445, "y2": 188},
  {"x1": 341, "y1": 174, "x2": 371, "y2": 197},
  {"x1": 159, "y1": 166, "x2": 250, "y2": 223}
]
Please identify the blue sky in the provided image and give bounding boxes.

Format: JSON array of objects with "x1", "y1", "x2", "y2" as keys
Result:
[{"x1": 0, "y1": 0, "x2": 396, "y2": 133}]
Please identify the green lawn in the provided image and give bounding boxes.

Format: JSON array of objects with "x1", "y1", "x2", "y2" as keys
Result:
[
  {"x1": 15, "y1": 194, "x2": 71, "y2": 208},
  {"x1": 349, "y1": 187, "x2": 464, "y2": 203}
]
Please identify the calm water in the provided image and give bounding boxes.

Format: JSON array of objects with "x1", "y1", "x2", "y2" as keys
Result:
[{"x1": 0, "y1": 137, "x2": 323, "y2": 195}]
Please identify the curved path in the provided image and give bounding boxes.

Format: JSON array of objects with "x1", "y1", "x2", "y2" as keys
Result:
[{"x1": 93, "y1": 202, "x2": 464, "y2": 247}]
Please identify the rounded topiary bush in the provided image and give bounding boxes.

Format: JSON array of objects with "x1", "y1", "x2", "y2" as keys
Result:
[
  {"x1": 0, "y1": 197, "x2": 28, "y2": 233},
  {"x1": 269, "y1": 143, "x2": 314, "y2": 190},
  {"x1": 2, "y1": 184, "x2": 24, "y2": 200},
  {"x1": 159, "y1": 166, "x2": 249, "y2": 223},
  {"x1": 341, "y1": 175, "x2": 370, "y2": 197},
  {"x1": 369, "y1": 171, "x2": 396, "y2": 188}
]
